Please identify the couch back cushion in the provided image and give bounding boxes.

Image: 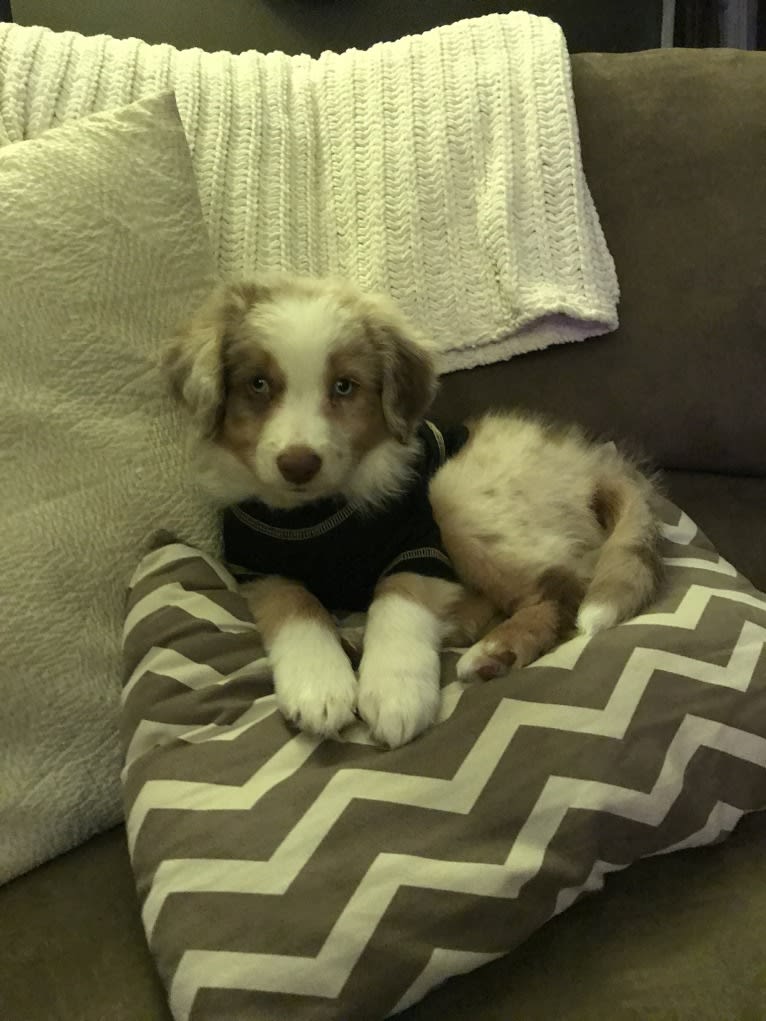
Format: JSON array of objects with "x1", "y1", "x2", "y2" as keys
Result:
[{"x1": 434, "y1": 49, "x2": 766, "y2": 476}]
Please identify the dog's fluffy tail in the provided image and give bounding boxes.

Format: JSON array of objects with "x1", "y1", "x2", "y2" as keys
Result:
[{"x1": 576, "y1": 473, "x2": 663, "y2": 636}]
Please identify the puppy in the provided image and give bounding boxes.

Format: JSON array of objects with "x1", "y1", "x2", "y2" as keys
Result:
[{"x1": 163, "y1": 272, "x2": 663, "y2": 747}]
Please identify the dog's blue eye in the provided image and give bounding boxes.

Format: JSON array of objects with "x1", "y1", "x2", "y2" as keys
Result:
[
  {"x1": 333, "y1": 378, "x2": 355, "y2": 397},
  {"x1": 250, "y1": 376, "x2": 270, "y2": 395}
]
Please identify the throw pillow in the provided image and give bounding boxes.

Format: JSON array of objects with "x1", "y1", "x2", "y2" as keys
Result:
[
  {"x1": 0, "y1": 92, "x2": 219, "y2": 883},
  {"x1": 121, "y1": 496, "x2": 766, "y2": 1020}
]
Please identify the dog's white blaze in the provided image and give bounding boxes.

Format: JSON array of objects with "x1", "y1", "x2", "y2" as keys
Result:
[
  {"x1": 257, "y1": 298, "x2": 333, "y2": 451},
  {"x1": 245, "y1": 294, "x2": 357, "y2": 494}
]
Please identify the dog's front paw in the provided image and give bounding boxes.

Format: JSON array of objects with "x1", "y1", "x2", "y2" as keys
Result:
[
  {"x1": 273, "y1": 633, "x2": 357, "y2": 738},
  {"x1": 357, "y1": 652, "x2": 441, "y2": 749}
]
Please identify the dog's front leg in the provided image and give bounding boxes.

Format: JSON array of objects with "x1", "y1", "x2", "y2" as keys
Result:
[
  {"x1": 242, "y1": 576, "x2": 357, "y2": 738},
  {"x1": 357, "y1": 574, "x2": 462, "y2": 748}
]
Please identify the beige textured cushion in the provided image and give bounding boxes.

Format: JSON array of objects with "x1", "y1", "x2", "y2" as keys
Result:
[
  {"x1": 121, "y1": 496, "x2": 766, "y2": 1020},
  {"x1": 0, "y1": 93, "x2": 218, "y2": 884}
]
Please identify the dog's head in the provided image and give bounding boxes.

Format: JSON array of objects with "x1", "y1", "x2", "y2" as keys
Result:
[{"x1": 163, "y1": 273, "x2": 438, "y2": 509}]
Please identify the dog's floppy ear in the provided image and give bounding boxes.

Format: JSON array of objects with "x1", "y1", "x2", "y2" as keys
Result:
[
  {"x1": 364, "y1": 294, "x2": 438, "y2": 443},
  {"x1": 161, "y1": 280, "x2": 265, "y2": 437}
]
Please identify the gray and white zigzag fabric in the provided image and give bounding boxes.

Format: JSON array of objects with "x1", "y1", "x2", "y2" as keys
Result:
[{"x1": 121, "y1": 497, "x2": 766, "y2": 1020}]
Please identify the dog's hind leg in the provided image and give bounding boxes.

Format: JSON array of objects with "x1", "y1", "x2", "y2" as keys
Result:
[
  {"x1": 455, "y1": 567, "x2": 584, "y2": 682},
  {"x1": 443, "y1": 588, "x2": 499, "y2": 647}
]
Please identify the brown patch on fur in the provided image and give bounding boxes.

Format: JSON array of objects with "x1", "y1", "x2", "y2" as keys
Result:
[
  {"x1": 218, "y1": 343, "x2": 287, "y2": 463},
  {"x1": 629, "y1": 538, "x2": 665, "y2": 590},
  {"x1": 445, "y1": 588, "x2": 499, "y2": 645},
  {"x1": 327, "y1": 339, "x2": 381, "y2": 390},
  {"x1": 437, "y1": 543, "x2": 585, "y2": 672},
  {"x1": 480, "y1": 531, "x2": 506, "y2": 545},
  {"x1": 324, "y1": 341, "x2": 390, "y2": 456},
  {"x1": 436, "y1": 519, "x2": 535, "y2": 618},
  {"x1": 537, "y1": 566, "x2": 585, "y2": 635},
  {"x1": 365, "y1": 318, "x2": 437, "y2": 442},
  {"x1": 219, "y1": 412, "x2": 267, "y2": 463},
  {"x1": 160, "y1": 327, "x2": 226, "y2": 438},
  {"x1": 241, "y1": 576, "x2": 334, "y2": 649},
  {"x1": 163, "y1": 279, "x2": 277, "y2": 437},
  {"x1": 479, "y1": 598, "x2": 561, "y2": 670},
  {"x1": 200, "y1": 280, "x2": 271, "y2": 342},
  {"x1": 225, "y1": 341, "x2": 287, "y2": 402},
  {"x1": 469, "y1": 566, "x2": 582, "y2": 674},
  {"x1": 225, "y1": 279, "x2": 272, "y2": 316},
  {"x1": 591, "y1": 482, "x2": 622, "y2": 533},
  {"x1": 586, "y1": 476, "x2": 664, "y2": 621}
]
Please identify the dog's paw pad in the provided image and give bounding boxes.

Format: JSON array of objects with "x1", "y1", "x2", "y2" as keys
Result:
[
  {"x1": 275, "y1": 654, "x2": 358, "y2": 739},
  {"x1": 357, "y1": 671, "x2": 440, "y2": 749},
  {"x1": 281, "y1": 685, "x2": 357, "y2": 738},
  {"x1": 457, "y1": 643, "x2": 516, "y2": 683},
  {"x1": 475, "y1": 660, "x2": 505, "y2": 681}
]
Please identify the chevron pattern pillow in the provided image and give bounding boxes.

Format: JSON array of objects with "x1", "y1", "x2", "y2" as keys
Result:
[{"x1": 121, "y1": 497, "x2": 766, "y2": 1021}]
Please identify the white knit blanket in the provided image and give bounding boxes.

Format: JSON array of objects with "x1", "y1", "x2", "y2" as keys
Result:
[{"x1": 0, "y1": 14, "x2": 618, "y2": 372}]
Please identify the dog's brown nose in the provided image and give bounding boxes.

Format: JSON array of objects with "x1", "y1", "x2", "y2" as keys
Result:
[{"x1": 276, "y1": 446, "x2": 323, "y2": 485}]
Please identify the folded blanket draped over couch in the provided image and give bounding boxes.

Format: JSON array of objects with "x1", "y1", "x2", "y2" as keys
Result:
[{"x1": 0, "y1": 14, "x2": 618, "y2": 372}]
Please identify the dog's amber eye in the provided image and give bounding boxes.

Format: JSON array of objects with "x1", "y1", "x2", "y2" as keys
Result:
[
  {"x1": 250, "y1": 376, "x2": 270, "y2": 396},
  {"x1": 332, "y1": 378, "x2": 355, "y2": 398}
]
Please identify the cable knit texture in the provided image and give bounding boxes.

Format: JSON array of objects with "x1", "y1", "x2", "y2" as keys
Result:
[{"x1": 0, "y1": 14, "x2": 618, "y2": 371}]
